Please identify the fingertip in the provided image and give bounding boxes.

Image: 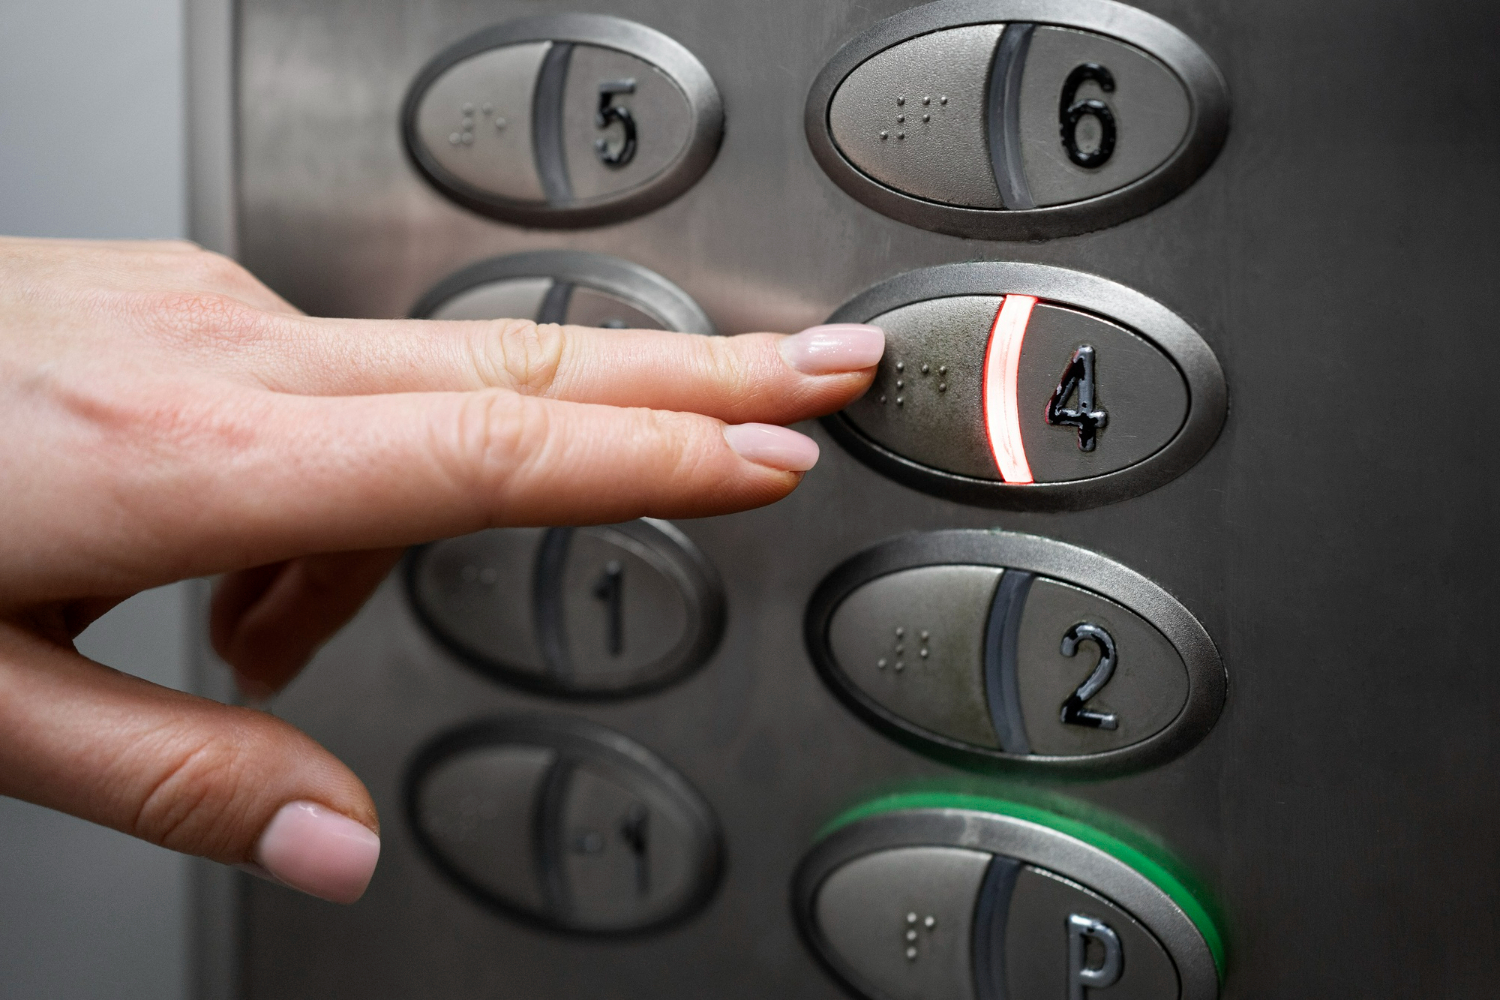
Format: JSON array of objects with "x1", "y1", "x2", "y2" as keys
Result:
[
  {"x1": 252, "y1": 800, "x2": 381, "y2": 904},
  {"x1": 778, "y1": 324, "x2": 885, "y2": 376},
  {"x1": 722, "y1": 422, "x2": 820, "y2": 472}
]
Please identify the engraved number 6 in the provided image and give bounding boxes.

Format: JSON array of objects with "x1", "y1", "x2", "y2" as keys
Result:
[{"x1": 1059, "y1": 622, "x2": 1119, "y2": 730}]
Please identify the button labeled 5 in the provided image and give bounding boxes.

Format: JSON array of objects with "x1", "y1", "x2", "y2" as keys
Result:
[{"x1": 403, "y1": 14, "x2": 723, "y2": 228}]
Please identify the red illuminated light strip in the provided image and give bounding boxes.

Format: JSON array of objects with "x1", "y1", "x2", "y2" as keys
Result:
[{"x1": 981, "y1": 294, "x2": 1037, "y2": 484}]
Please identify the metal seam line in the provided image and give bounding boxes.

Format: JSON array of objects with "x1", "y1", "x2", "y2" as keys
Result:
[
  {"x1": 987, "y1": 22, "x2": 1037, "y2": 211},
  {"x1": 983, "y1": 294, "x2": 1037, "y2": 483},
  {"x1": 533, "y1": 42, "x2": 575, "y2": 205}
]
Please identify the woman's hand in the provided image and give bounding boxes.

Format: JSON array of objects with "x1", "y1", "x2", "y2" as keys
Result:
[{"x1": 0, "y1": 236, "x2": 882, "y2": 903}]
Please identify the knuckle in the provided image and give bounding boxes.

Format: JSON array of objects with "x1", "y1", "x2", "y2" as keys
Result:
[
  {"x1": 701, "y1": 336, "x2": 759, "y2": 407},
  {"x1": 128, "y1": 724, "x2": 256, "y2": 856},
  {"x1": 439, "y1": 391, "x2": 547, "y2": 509},
  {"x1": 142, "y1": 288, "x2": 271, "y2": 348},
  {"x1": 475, "y1": 319, "x2": 566, "y2": 395}
]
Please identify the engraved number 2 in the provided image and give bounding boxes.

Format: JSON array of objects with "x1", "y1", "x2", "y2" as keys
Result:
[
  {"x1": 1059, "y1": 622, "x2": 1118, "y2": 730},
  {"x1": 595, "y1": 79, "x2": 638, "y2": 168}
]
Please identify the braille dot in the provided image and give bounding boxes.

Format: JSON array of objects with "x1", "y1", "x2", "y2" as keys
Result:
[
  {"x1": 897, "y1": 132, "x2": 906, "y2": 140},
  {"x1": 482, "y1": 103, "x2": 494, "y2": 115},
  {"x1": 896, "y1": 114, "x2": 905, "y2": 123},
  {"x1": 922, "y1": 114, "x2": 930, "y2": 122},
  {"x1": 895, "y1": 379, "x2": 904, "y2": 389},
  {"x1": 895, "y1": 361, "x2": 905, "y2": 372},
  {"x1": 895, "y1": 661, "x2": 904, "y2": 672},
  {"x1": 896, "y1": 627, "x2": 905, "y2": 637},
  {"x1": 878, "y1": 658, "x2": 887, "y2": 669},
  {"x1": 940, "y1": 95, "x2": 949, "y2": 104},
  {"x1": 925, "y1": 916, "x2": 937, "y2": 929},
  {"x1": 462, "y1": 103, "x2": 474, "y2": 115},
  {"x1": 921, "y1": 630, "x2": 930, "y2": 639},
  {"x1": 939, "y1": 365, "x2": 948, "y2": 375},
  {"x1": 895, "y1": 645, "x2": 904, "y2": 655},
  {"x1": 906, "y1": 930, "x2": 919, "y2": 942},
  {"x1": 879, "y1": 394, "x2": 887, "y2": 404},
  {"x1": 897, "y1": 96, "x2": 905, "y2": 106},
  {"x1": 495, "y1": 117, "x2": 508, "y2": 130},
  {"x1": 461, "y1": 133, "x2": 473, "y2": 145},
  {"x1": 922, "y1": 96, "x2": 931, "y2": 105},
  {"x1": 920, "y1": 649, "x2": 929, "y2": 658},
  {"x1": 939, "y1": 383, "x2": 948, "y2": 392},
  {"x1": 906, "y1": 948, "x2": 918, "y2": 961},
  {"x1": 896, "y1": 396, "x2": 904, "y2": 405},
  {"x1": 449, "y1": 132, "x2": 462, "y2": 144},
  {"x1": 921, "y1": 364, "x2": 930, "y2": 375},
  {"x1": 908, "y1": 913, "x2": 918, "y2": 923},
  {"x1": 880, "y1": 131, "x2": 888, "y2": 140}
]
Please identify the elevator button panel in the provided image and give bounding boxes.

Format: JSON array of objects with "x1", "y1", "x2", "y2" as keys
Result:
[
  {"x1": 410, "y1": 250, "x2": 715, "y2": 334},
  {"x1": 805, "y1": 0, "x2": 1230, "y2": 240},
  {"x1": 407, "y1": 717, "x2": 721, "y2": 933},
  {"x1": 794, "y1": 801, "x2": 1222, "y2": 1000},
  {"x1": 407, "y1": 518, "x2": 725, "y2": 697},
  {"x1": 805, "y1": 530, "x2": 1224, "y2": 773},
  {"x1": 823, "y1": 262, "x2": 1225, "y2": 510},
  {"x1": 404, "y1": 14, "x2": 723, "y2": 228}
]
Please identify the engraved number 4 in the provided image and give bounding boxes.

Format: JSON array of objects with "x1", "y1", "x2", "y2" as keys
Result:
[{"x1": 1045, "y1": 344, "x2": 1108, "y2": 452}]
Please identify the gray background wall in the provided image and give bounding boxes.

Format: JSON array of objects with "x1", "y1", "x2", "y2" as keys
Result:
[{"x1": 0, "y1": 0, "x2": 193, "y2": 997}]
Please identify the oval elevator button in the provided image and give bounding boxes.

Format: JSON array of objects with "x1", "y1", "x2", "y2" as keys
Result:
[
  {"x1": 793, "y1": 802, "x2": 1222, "y2": 1000},
  {"x1": 408, "y1": 717, "x2": 722, "y2": 934},
  {"x1": 409, "y1": 249, "x2": 715, "y2": 334},
  {"x1": 805, "y1": 0, "x2": 1230, "y2": 239},
  {"x1": 822, "y1": 262, "x2": 1225, "y2": 510},
  {"x1": 805, "y1": 530, "x2": 1225, "y2": 773},
  {"x1": 407, "y1": 518, "x2": 726, "y2": 697},
  {"x1": 403, "y1": 14, "x2": 723, "y2": 228}
]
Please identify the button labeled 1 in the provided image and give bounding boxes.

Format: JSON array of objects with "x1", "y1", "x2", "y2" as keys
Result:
[
  {"x1": 823, "y1": 262, "x2": 1226, "y2": 510},
  {"x1": 805, "y1": 0, "x2": 1229, "y2": 239},
  {"x1": 805, "y1": 530, "x2": 1225, "y2": 773},
  {"x1": 403, "y1": 14, "x2": 723, "y2": 228},
  {"x1": 408, "y1": 716, "x2": 721, "y2": 933},
  {"x1": 794, "y1": 800, "x2": 1222, "y2": 1000},
  {"x1": 407, "y1": 518, "x2": 725, "y2": 697}
]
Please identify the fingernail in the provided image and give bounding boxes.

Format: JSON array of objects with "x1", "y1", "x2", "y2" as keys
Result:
[
  {"x1": 778, "y1": 323, "x2": 885, "y2": 375},
  {"x1": 252, "y1": 800, "x2": 380, "y2": 904},
  {"x1": 723, "y1": 422, "x2": 820, "y2": 472}
]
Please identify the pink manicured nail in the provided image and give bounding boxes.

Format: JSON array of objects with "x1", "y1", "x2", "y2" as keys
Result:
[
  {"x1": 778, "y1": 323, "x2": 885, "y2": 375},
  {"x1": 723, "y1": 423, "x2": 820, "y2": 472},
  {"x1": 252, "y1": 800, "x2": 380, "y2": 904}
]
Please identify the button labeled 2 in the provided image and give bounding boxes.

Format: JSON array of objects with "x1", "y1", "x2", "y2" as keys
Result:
[
  {"x1": 805, "y1": 530, "x2": 1224, "y2": 773},
  {"x1": 805, "y1": 0, "x2": 1229, "y2": 239},
  {"x1": 403, "y1": 14, "x2": 723, "y2": 228},
  {"x1": 794, "y1": 800, "x2": 1222, "y2": 1000},
  {"x1": 824, "y1": 262, "x2": 1226, "y2": 510},
  {"x1": 408, "y1": 717, "x2": 721, "y2": 933},
  {"x1": 407, "y1": 519, "x2": 725, "y2": 697}
]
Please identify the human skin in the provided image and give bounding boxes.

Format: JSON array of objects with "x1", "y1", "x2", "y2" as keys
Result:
[{"x1": 0, "y1": 236, "x2": 883, "y2": 903}]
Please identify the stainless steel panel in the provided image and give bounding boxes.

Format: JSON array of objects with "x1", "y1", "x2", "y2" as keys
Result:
[{"x1": 231, "y1": 0, "x2": 1500, "y2": 995}]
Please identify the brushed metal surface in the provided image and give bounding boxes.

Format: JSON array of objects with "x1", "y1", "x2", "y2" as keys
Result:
[{"x1": 234, "y1": 0, "x2": 1500, "y2": 996}]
